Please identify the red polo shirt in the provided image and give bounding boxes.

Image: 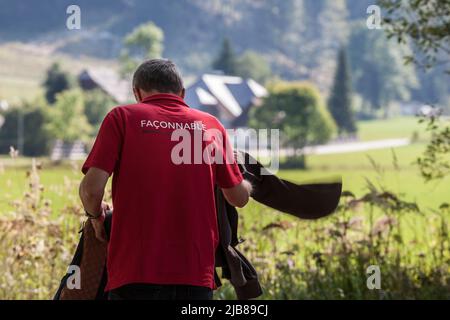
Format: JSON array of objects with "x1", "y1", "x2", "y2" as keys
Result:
[{"x1": 82, "y1": 93, "x2": 243, "y2": 291}]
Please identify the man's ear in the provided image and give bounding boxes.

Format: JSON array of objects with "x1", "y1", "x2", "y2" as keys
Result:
[
  {"x1": 133, "y1": 87, "x2": 143, "y2": 102},
  {"x1": 180, "y1": 88, "x2": 185, "y2": 99}
]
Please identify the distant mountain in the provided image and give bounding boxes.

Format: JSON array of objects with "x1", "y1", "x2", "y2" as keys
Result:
[{"x1": 0, "y1": 0, "x2": 375, "y2": 78}]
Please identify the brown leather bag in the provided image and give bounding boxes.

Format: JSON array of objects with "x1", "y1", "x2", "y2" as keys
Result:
[{"x1": 58, "y1": 219, "x2": 108, "y2": 300}]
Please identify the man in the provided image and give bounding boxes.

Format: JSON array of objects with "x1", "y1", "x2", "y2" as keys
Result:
[{"x1": 79, "y1": 59, "x2": 252, "y2": 300}]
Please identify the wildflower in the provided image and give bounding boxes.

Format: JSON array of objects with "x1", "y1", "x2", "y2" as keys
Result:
[
  {"x1": 371, "y1": 216, "x2": 397, "y2": 235},
  {"x1": 348, "y1": 216, "x2": 364, "y2": 230},
  {"x1": 287, "y1": 258, "x2": 295, "y2": 269}
]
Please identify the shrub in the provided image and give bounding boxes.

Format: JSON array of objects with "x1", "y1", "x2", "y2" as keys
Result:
[
  {"x1": 0, "y1": 100, "x2": 51, "y2": 156},
  {"x1": 250, "y1": 81, "x2": 336, "y2": 168}
]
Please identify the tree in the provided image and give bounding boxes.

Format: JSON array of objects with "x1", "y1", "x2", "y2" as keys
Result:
[
  {"x1": 0, "y1": 99, "x2": 51, "y2": 156},
  {"x1": 42, "y1": 63, "x2": 72, "y2": 104},
  {"x1": 83, "y1": 89, "x2": 115, "y2": 130},
  {"x1": 120, "y1": 22, "x2": 164, "y2": 75},
  {"x1": 234, "y1": 50, "x2": 272, "y2": 83},
  {"x1": 348, "y1": 22, "x2": 418, "y2": 115},
  {"x1": 417, "y1": 110, "x2": 450, "y2": 181},
  {"x1": 379, "y1": 1, "x2": 450, "y2": 183},
  {"x1": 45, "y1": 89, "x2": 91, "y2": 143},
  {"x1": 328, "y1": 48, "x2": 357, "y2": 135},
  {"x1": 250, "y1": 81, "x2": 336, "y2": 168},
  {"x1": 411, "y1": 64, "x2": 450, "y2": 111},
  {"x1": 212, "y1": 38, "x2": 237, "y2": 75},
  {"x1": 379, "y1": 0, "x2": 450, "y2": 113},
  {"x1": 380, "y1": 0, "x2": 450, "y2": 72}
]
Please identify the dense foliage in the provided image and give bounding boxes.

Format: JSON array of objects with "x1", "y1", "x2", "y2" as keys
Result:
[
  {"x1": 119, "y1": 22, "x2": 164, "y2": 75},
  {"x1": 44, "y1": 90, "x2": 92, "y2": 143},
  {"x1": 0, "y1": 102, "x2": 50, "y2": 156},
  {"x1": 42, "y1": 63, "x2": 73, "y2": 104},
  {"x1": 250, "y1": 81, "x2": 336, "y2": 167},
  {"x1": 0, "y1": 0, "x2": 448, "y2": 111},
  {"x1": 83, "y1": 89, "x2": 115, "y2": 130},
  {"x1": 380, "y1": 0, "x2": 450, "y2": 72}
]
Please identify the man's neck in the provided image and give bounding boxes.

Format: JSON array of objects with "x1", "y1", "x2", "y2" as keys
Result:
[{"x1": 140, "y1": 91, "x2": 180, "y2": 101}]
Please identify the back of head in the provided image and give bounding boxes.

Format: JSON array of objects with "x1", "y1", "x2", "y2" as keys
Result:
[{"x1": 132, "y1": 59, "x2": 184, "y2": 95}]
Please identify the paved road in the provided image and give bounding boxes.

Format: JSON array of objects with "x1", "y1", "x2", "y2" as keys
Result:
[
  {"x1": 302, "y1": 138, "x2": 411, "y2": 155},
  {"x1": 251, "y1": 138, "x2": 411, "y2": 157}
]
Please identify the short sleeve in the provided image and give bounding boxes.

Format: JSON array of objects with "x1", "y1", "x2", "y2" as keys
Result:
[
  {"x1": 82, "y1": 109, "x2": 123, "y2": 176},
  {"x1": 215, "y1": 124, "x2": 243, "y2": 189}
]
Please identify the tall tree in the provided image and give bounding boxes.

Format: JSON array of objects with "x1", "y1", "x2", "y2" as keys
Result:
[
  {"x1": 250, "y1": 81, "x2": 336, "y2": 168},
  {"x1": 120, "y1": 22, "x2": 164, "y2": 76},
  {"x1": 42, "y1": 63, "x2": 72, "y2": 104},
  {"x1": 212, "y1": 38, "x2": 237, "y2": 75},
  {"x1": 328, "y1": 48, "x2": 356, "y2": 135}
]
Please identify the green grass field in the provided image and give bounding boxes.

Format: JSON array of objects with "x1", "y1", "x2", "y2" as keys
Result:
[
  {"x1": 0, "y1": 117, "x2": 448, "y2": 299},
  {"x1": 2, "y1": 143, "x2": 446, "y2": 213},
  {"x1": 356, "y1": 117, "x2": 427, "y2": 141},
  {"x1": 0, "y1": 117, "x2": 446, "y2": 213}
]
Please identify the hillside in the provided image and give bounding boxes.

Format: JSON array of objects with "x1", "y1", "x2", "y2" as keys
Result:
[
  {"x1": 0, "y1": 0, "x2": 448, "y2": 108},
  {"x1": 0, "y1": 0, "x2": 373, "y2": 77},
  {"x1": 0, "y1": 43, "x2": 117, "y2": 103}
]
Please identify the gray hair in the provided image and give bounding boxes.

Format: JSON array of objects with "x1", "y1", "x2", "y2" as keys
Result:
[{"x1": 132, "y1": 59, "x2": 183, "y2": 94}]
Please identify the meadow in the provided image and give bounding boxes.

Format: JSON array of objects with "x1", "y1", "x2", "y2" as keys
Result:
[{"x1": 0, "y1": 117, "x2": 448, "y2": 299}]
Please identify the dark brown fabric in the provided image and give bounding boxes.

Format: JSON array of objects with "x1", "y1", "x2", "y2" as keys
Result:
[
  {"x1": 236, "y1": 151, "x2": 342, "y2": 219},
  {"x1": 214, "y1": 188, "x2": 263, "y2": 299},
  {"x1": 214, "y1": 188, "x2": 262, "y2": 299},
  {"x1": 59, "y1": 220, "x2": 107, "y2": 300},
  {"x1": 211, "y1": 151, "x2": 342, "y2": 299}
]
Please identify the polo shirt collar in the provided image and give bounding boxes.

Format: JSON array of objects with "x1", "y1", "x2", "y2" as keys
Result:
[{"x1": 141, "y1": 93, "x2": 189, "y2": 107}]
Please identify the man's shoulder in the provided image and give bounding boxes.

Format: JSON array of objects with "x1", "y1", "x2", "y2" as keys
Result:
[
  {"x1": 106, "y1": 103, "x2": 145, "y2": 117},
  {"x1": 111, "y1": 102, "x2": 142, "y2": 111},
  {"x1": 107, "y1": 102, "x2": 226, "y2": 131},
  {"x1": 186, "y1": 107, "x2": 224, "y2": 129}
]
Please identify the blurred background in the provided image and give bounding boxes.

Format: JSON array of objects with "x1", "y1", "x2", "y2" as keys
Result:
[{"x1": 0, "y1": 0, "x2": 448, "y2": 299}]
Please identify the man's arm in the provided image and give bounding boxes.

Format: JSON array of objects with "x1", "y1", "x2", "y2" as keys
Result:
[
  {"x1": 79, "y1": 167, "x2": 110, "y2": 217},
  {"x1": 222, "y1": 179, "x2": 252, "y2": 208}
]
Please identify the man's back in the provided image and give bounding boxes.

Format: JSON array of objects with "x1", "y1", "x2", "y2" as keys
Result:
[{"x1": 82, "y1": 93, "x2": 243, "y2": 291}]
